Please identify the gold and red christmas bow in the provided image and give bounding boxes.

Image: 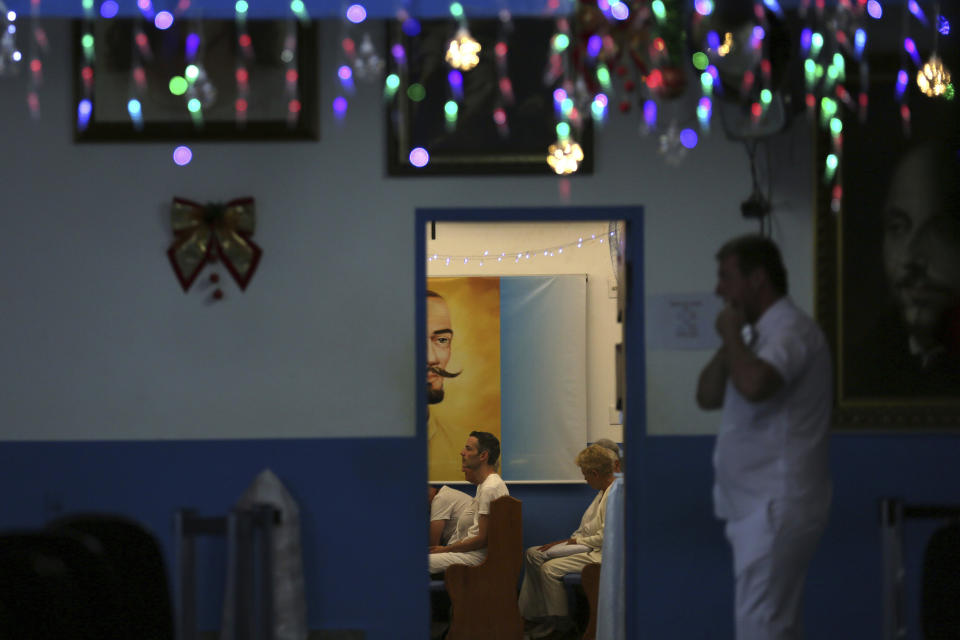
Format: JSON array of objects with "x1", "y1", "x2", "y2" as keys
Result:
[{"x1": 166, "y1": 197, "x2": 262, "y2": 292}]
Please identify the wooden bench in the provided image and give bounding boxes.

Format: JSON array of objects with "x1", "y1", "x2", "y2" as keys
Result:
[
  {"x1": 562, "y1": 562, "x2": 601, "y2": 640},
  {"x1": 430, "y1": 495, "x2": 524, "y2": 640},
  {"x1": 580, "y1": 562, "x2": 601, "y2": 640}
]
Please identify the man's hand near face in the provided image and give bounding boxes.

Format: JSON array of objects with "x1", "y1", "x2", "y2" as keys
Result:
[
  {"x1": 716, "y1": 303, "x2": 747, "y2": 344},
  {"x1": 696, "y1": 304, "x2": 747, "y2": 410},
  {"x1": 719, "y1": 307, "x2": 784, "y2": 403}
]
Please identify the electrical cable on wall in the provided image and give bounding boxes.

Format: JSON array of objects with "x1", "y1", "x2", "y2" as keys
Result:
[{"x1": 741, "y1": 138, "x2": 772, "y2": 235}]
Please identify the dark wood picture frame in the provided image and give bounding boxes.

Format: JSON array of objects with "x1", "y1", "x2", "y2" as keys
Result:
[
  {"x1": 385, "y1": 17, "x2": 594, "y2": 175},
  {"x1": 72, "y1": 18, "x2": 319, "y2": 142},
  {"x1": 814, "y1": 56, "x2": 960, "y2": 430}
]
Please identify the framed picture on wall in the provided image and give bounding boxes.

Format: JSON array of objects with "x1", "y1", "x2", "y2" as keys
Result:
[
  {"x1": 72, "y1": 18, "x2": 319, "y2": 142},
  {"x1": 426, "y1": 275, "x2": 587, "y2": 482},
  {"x1": 385, "y1": 18, "x2": 594, "y2": 175},
  {"x1": 814, "y1": 56, "x2": 960, "y2": 429}
]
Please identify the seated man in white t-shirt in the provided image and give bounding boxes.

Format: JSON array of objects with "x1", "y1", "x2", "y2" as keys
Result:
[
  {"x1": 428, "y1": 484, "x2": 473, "y2": 546},
  {"x1": 518, "y1": 444, "x2": 617, "y2": 639},
  {"x1": 428, "y1": 431, "x2": 510, "y2": 575}
]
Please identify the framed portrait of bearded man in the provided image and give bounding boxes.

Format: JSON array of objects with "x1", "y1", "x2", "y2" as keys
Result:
[{"x1": 815, "y1": 50, "x2": 960, "y2": 429}]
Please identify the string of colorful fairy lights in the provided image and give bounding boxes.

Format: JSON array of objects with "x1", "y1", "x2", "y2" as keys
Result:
[
  {"x1": 0, "y1": 1, "x2": 953, "y2": 175},
  {"x1": 427, "y1": 228, "x2": 617, "y2": 266}
]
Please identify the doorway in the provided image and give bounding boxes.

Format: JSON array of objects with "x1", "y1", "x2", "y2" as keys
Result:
[{"x1": 416, "y1": 206, "x2": 645, "y2": 637}]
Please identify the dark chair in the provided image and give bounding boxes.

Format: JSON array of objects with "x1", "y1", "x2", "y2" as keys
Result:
[
  {"x1": 47, "y1": 513, "x2": 174, "y2": 640},
  {"x1": 430, "y1": 495, "x2": 524, "y2": 640},
  {"x1": 921, "y1": 521, "x2": 960, "y2": 640},
  {"x1": 174, "y1": 504, "x2": 279, "y2": 640},
  {"x1": 0, "y1": 529, "x2": 125, "y2": 640},
  {"x1": 881, "y1": 498, "x2": 960, "y2": 640}
]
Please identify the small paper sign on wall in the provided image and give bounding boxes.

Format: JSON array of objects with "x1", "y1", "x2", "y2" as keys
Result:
[{"x1": 645, "y1": 293, "x2": 723, "y2": 351}]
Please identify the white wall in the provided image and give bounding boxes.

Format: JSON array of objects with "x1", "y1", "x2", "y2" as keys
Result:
[
  {"x1": 0, "y1": 19, "x2": 815, "y2": 440},
  {"x1": 643, "y1": 121, "x2": 816, "y2": 435}
]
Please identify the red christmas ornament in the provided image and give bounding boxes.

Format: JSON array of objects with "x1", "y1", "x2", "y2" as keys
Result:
[
  {"x1": 618, "y1": 100, "x2": 631, "y2": 113},
  {"x1": 616, "y1": 65, "x2": 628, "y2": 77},
  {"x1": 624, "y1": 79, "x2": 636, "y2": 92},
  {"x1": 212, "y1": 289, "x2": 224, "y2": 300},
  {"x1": 209, "y1": 273, "x2": 220, "y2": 283}
]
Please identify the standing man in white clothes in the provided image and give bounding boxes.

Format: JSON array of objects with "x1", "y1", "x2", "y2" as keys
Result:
[
  {"x1": 696, "y1": 234, "x2": 833, "y2": 640},
  {"x1": 429, "y1": 431, "x2": 510, "y2": 574}
]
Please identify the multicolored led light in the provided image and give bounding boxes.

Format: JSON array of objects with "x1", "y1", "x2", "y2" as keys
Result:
[
  {"x1": 938, "y1": 15, "x2": 951, "y2": 35},
  {"x1": 596, "y1": 65, "x2": 611, "y2": 89},
  {"x1": 154, "y1": 11, "x2": 174, "y2": 30},
  {"x1": 679, "y1": 128, "x2": 698, "y2": 149},
  {"x1": 643, "y1": 100, "x2": 657, "y2": 130},
  {"x1": 77, "y1": 99, "x2": 92, "y2": 131},
  {"x1": 854, "y1": 29, "x2": 866, "y2": 58},
  {"x1": 907, "y1": 0, "x2": 927, "y2": 25},
  {"x1": 169, "y1": 76, "x2": 188, "y2": 95},
  {"x1": 694, "y1": 0, "x2": 713, "y2": 16},
  {"x1": 591, "y1": 94, "x2": 608, "y2": 120},
  {"x1": 896, "y1": 69, "x2": 909, "y2": 99},
  {"x1": 903, "y1": 38, "x2": 921, "y2": 66},
  {"x1": 100, "y1": 0, "x2": 119, "y2": 18},
  {"x1": 173, "y1": 146, "x2": 193, "y2": 166},
  {"x1": 448, "y1": 69, "x2": 463, "y2": 98},
  {"x1": 444, "y1": 100, "x2": 458, "y2": 123},
  {"x1": 610, "y1": 2, "x2": 629, "y2": 21},
  {"x1": 696, "y1": 97, "x2": 712, "y2": 129},
  {"x1": 346, "y1": 4, "x2": 367, "y2": 23},
  {"x1": 384, "y1": 73, "x2": 400, "y2": 98},
  {"x1": 409, "y1": 147, "x2": 430, "y2": 168},
  {"x1": 332, "y1": 96, "x2": 348, "y2": 118}
]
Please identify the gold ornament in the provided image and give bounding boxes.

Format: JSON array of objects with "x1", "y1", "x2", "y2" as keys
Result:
[
  {"x1": 445, "y1": 28, "x2": 481, "y2": 71},
  {"x1": 917, "y1": 55, "x2": 952, "y2": 97},
  {"x1": 717, "y1": 32, "x2": 734, "y2": 57},
  {"x1": 546, "y1": 140, "x2": 584, "y2": 175}
]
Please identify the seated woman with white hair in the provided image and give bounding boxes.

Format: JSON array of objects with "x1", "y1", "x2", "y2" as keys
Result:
[
  {"x1": 592, "y1": 438, "x2": 622, "y2": 472},
  {"x1": 518, "y1": 444, "x2": 618, "y2": 639}
]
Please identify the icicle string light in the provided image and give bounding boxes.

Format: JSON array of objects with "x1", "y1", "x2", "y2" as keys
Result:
[
  {"x1": 76, "y1": 0, "x2": 97, "y2": 127},
  {"x1": 26, "y1": 0, "x2": 43, "y2": 118},
  {"x1": 492, "y1": 11, "x2": 512, "y2": 135},
  {"x1": 0, "y1": 2, "x2": 22, "y2": 77},
  {"x1": 796, "y1": 0, "x2": 871, "y2": 213},
  {"x1": 284, "y1": 21, "x2": 301, "y2": 126},
  {"x1": 234, "y1": 3, "x2": 250, "y2": 125}
]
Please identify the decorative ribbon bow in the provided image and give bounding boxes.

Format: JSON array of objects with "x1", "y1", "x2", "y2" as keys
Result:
[{"x1": 166, "y1": 197, "x2": 262, "y2": 292}]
